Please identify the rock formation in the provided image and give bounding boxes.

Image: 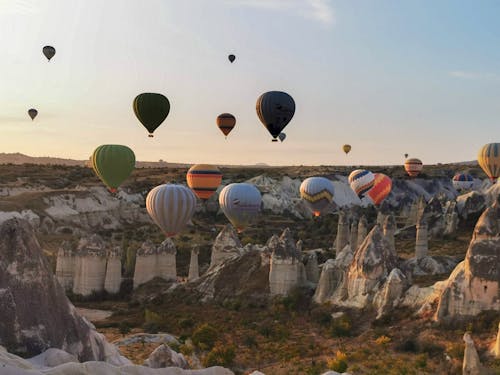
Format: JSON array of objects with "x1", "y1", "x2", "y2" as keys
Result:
[
  {"x1": 383, "y1": 215, "x2": 396, "y2": 256},
  {"x1": 356, "y1": 216, "x2": 368, "y2": 249},
  {"x1": 463, "y1": 332, "x2": 481, "y2": 375},
  {"x1": 457, "y1": 191, "x2": 487, "y2": 220},
  {"x1": 304, "y1": 251, "x2": 319, "y2": 284},
  {"x1": 209, "y1": 225, "x2": 243, "y2": 270},
  {"x1": 494, "y1": 322, "x2": 500, "y2": 358},
  {"x1": 0, "y1": 218, "x2": 122, "y2": 361},
  {"x1": 435, "y1": 199, "x2": 500, "y2": 322},
  {"x1": 144, "y1": 344, "x2": 188, "y2": 369},
  {"x1": 373, "y1": 268, "x2": 407, "y2": 319},
  {"x1": 55, "y1": 240, "x2": 75, "y2": 291},
  {"x1": 104, "y1": 246, "x2": 122, "y2": 294},
  {"x1": 335, "y1": 211, "x2": 350, "y2": 252},
  {"x1": 269, "y1": 229, "x2": 305, "y2": 296},
  {"x1": 349, "y1": 219, "x2": 358, "y2": 250},
  {"x1": 134, "y1": 240, "x2": 177, "y2": 289},
  {"x1": 415, "y1": 217, "x2": 428, "y2": 259},
  {"x1": 72, "y1": 234, "x2": 107, "y2": 296},
  {"x1": 188, "y1": 247, "x2": 200, "y2": 282},
  {"x1": 443, "y1": 201, "x2": 459, "y2": 236}
]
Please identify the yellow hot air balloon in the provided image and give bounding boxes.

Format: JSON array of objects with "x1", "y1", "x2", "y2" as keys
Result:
[
  {"x1": 478, "y1": 143, "x2": 500, "y2": 182},
  {"x1": 343, "y1": 144, "x2": 351, "y2": 155}
]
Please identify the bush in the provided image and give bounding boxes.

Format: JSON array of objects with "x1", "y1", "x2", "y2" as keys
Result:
[
  {"x1": 202, "y1": 344, "x2": 236, "y2": 367},
  {"x1": 327, "y1": 351, "x2": 348, "y2": 373},
  {"x1": 118, "y1": 321, "x2": 132, "y2": 335},
  {"x1": 375, "y1": 335, "x2": 391, "y2": 345},
  {"x1": 446, "y1": 342, "x2": 465, "y2": 359},
  {"x1": 415, "y1": 353, "x2": 427, "y2": 369},
  {"x1": 143, "y1": 322, "x2": 160, "y2": 334},
  {"x1": 192, "y1": 323, "x2": 219, "y2": 351},
  {"x1": 330, "y1": 315, "x2": 352, "y2": 337},
  {"x1": 396, "y1": 339, "x2": 418, "y2": 353},
  {"x1": 281, "y1": 287, "x2": 312, "y2": 312},
  {"x1": 179, "y1": 317, "x2": 195, "y2": 330}
]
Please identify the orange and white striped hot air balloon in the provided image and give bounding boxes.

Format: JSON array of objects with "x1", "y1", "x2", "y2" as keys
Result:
[
  {"x1": 186, "y1": 164, "x2": 223, "y2": 200},
  {"x1": 404, "y1": 158, "x2": 423, "y2": 177},
  {"x1": 367, "y1": 173, "x2": 392, "y2": 206},
  {"x1": 216, "y1": 113, "x2": 236, "y2": 138}
]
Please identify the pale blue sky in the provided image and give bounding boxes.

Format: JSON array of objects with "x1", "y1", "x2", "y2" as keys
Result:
[{"x1": 0, "y1": 0, "x2": 499, "y2": 165}]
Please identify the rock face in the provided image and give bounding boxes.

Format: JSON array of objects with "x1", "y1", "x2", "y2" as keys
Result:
[
  {"x1": 494, "y1": 322, "x2": 500, "y2": 358},
  {"x1": 269, "y1": 229, "x2": 305, "y2": 296},
  {"x1": 349, "y1": 220, "x2": 358, "y2": 250},
  {"x1": 188, "y1": 247, "x2": 200, "y2": 282},
  {"x1": 72, "y1": 234, "x2": 107, "y2": 296},
  {"x1": 304, "y1": 252, "x2": 320, "y2": 284},
  {"x1": 0, "y1": 218, "x2": 118, "y2": 361},
  {"x1": 383, "y1": 215, "x2": 396, "y2": 256},
  {"x1": 373, "y1": 268, "x2": 407, "y2": 319},
  {"x1": 443, "y1": 201, "x2": 459, "y2": 236},
  {"x1": 335, "y1": 211, "x2": 350, "y2": 252},
  {"x1": 463, "y1": 332, "x2": 481, "y2": 375},
  {"x1": 356, "y1": 216, "x2": 368, "y2": 250},
  {"x1": 134, "y1": 240, "x2": 177, "y2": 289},
  {"x1": 209, "y1": 225, "x2": 243, "y2": 270},
  {"x1": 104, "y1": 246, "x2": 122, "y2": 294},
  {"x1": 144, "y1": 344, "x2": 188, "y2": 369},
  {"x1": 415, "y1": 217, "x2": 428, "y2": 259},
  {"x1": 435, "y1": 200, "x2": 500, "y2": 322},
  {"x1": 55, "y1": 240, "x2": 75, "y2": 291}
]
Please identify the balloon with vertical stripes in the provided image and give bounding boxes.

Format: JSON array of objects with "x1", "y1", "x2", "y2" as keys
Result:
[
  {"x1": 146, "y1": 184, "x2": 197, "y2": 237},
  {"x1": 219, "y1": 183, "x2": 261, "y2": 232},
  {"x1": 478, "y1": 143, "x2": 500, "y2": 182}
]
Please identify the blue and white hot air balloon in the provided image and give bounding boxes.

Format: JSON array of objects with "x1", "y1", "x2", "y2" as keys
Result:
[
  {"x1": 348, "y1": 169, "x2": 375, "y2": 198},
  {"x1": 452, "y1": 173, "x2": 474, "y2": 191},
  {"x1": 300, "y1": 177, "x2": 334, "y2": 217},
  {"x1": 219, "y1": 183, "x2": 261, "y2": 232}
]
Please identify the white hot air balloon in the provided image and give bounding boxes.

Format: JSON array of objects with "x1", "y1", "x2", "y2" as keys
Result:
[
  {"x1": 300, "y1": 177, "x2": 334, "y2": 217},
  {"x1": 146, "y1": 184, "x2": 196, "y2": 237},
  {"x1": 219, "y1": 183, "x2": 261, "y2": 232},
  {"x1": 348, "y1": 169, "x2": 375, "y2": 198}
]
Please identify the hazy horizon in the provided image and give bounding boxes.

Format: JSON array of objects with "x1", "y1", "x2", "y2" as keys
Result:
[{"x1": 1, "y1": 0, "x2": 499, "y2": 166}]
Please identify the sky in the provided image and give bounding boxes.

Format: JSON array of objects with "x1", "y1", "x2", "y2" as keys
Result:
[{"x1": 0, "y1": 0, "x2": 499, "y2": 166}]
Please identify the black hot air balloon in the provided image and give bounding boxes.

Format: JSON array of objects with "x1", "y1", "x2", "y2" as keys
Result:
[
  {"x1": 42, "y1": 46, "x2": 56, "y2": 61},
  {"x1": 216, "y1": 113, "x2": 236, "y2": 138},
  {"x1": 404, "y1": 153, "x2": 409, "y2": 159},
  {"x1": 228, "y1": 54, "x2": 235, "y2": 63},
  {"x1": 256, "y1": 91, "x2": 295, "y2": 142},
  {"x1": 28, "y1": 108, "x2": 38, "y2": 120},
  {"x1": 133, "y1": 93, "x2": 170, "y2": 137}
]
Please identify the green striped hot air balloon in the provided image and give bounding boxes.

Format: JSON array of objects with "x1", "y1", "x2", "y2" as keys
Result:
[
  {"x1": 91, "y1": 145, "x2": 135, "y2": 193},
  {"x1": 133, "y1": 93, "x2": 170, "y2": 137}
]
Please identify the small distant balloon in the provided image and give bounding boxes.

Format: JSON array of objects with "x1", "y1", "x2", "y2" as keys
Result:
[
  {"x1": 278, "y1": 133, "x2": 286, "y2": 142},
  {"x1": 404, "y1": 158, "x2": 423, "y2": 177},
  {"x1": 343, "y1": 144, "x2": 351, "y2": 155},
  {"x1": 228, "y1": 54, "x2": 236, "y2": 63},
  {"x1": 28, "y1": 108, "x2": 38, "y2": 120},
  {"x1": 404, "y1": 153, "x2": 409, "y2": 159},
  {"x1": 42, "y1": 46, "x2": 56, "y2": 61},
  {"x1": 216, "y1": 113, "x2": 236, "y2": 138},
  {"x1": 452, "y1": 173, "x2": 474, "y2": 191}
]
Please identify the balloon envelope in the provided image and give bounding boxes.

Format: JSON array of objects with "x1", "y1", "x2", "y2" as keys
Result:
[
  {"x1": 367, "y1": 173, "x2": 392, "y2": 206},
  {"x1": 404, "y1": 158, "x2": 423, "y2": 177},
  {"x1": 42, "y1": 46, "x2": 56, "y2": 61},
  {"x1": 28, "y1": 108, "x2": 38, "y2": 120},
  {"x1": 91, "y1": 145, "x2": 135, "y2": 192},
  {"x1": 256, "y1": 91, "x2": 295, "y2": 141},
  {"x1": 219, "y1": 183, "x2": 261, "y2": 232},
  {"x1": 452, "y1": 173, "x2": 474, "y2": 191},
  {"x1": 300, "y1": 177, "x2": 334, "y2": 217},
  {"x1": 216, "y1": 113, "x2": 236, "y2": 137},
  {"x1": 186, "y1": 164, "x2": 222, "y2": 200},
  {"x1": 343, "y1": 144, "x2": 351, "y2": 154},
  {"x1": 478, "y1": 143, "x2": 500, "y2": 182},
  {"x1": 278, "y1": 133, "x2": 286, "y2": 142},
  {"x1": 348, "y1": 169, "x2": 375, "y2": 198},
  {"x1": 228, "y1": 54, "x2": 235, "y2": 63},
  {"x1": 146, "y1": 184, "x2": 196, "y2": 237},
  {"x1": 133, "y1": 93, "x2": 170, "y2": 137}
]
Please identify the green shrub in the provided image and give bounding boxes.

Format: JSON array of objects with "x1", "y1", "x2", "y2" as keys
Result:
[
  {"x1": 327, "y1": 351, "x2": 348, "y2": 373},
  {"x1": 330, "y1": 315, "x2": 352, "y2": 337},
  {"x1": 202, "y1": 344, "x2": 236, "y2": 367},
  {"x1": 192, "y1": 323, "x2": 219, "y2": 351}
]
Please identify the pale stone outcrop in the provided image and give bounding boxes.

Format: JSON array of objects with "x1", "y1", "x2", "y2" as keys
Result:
[
  {"x1": 356, "y1": 216, "x2": 368, "y2": 249},
  {"x1": 157, "y1": 239, "x2": 177, "y2": 281},
  {"x1": 304, "y1": 252, "x2": 319, "y2": 284},
  {"x1": 269, "y1": 228, "x2": 304, "y2": 296},
  {"x1": 144, "y1": 344, "x2": 188, "y2": 369},
  {"x1": 335, "y1": 211, "x2": 350, "y2": 252},
  {"x1": 383, "y1": 215, "x2": 396, "y2": 256},
  {"x1": 55, "y1": 240, "x2": 75, "y2": 291},
  {"x1": 457, "y1": 191, "x2": 487, "y2": 220},
  {"x1": 463, "y1": 332, "x2": 481, "y2": 375},
  {"x1": 188, "y1": 247, "x2": 200, "y2": 282},
  {"x1": 104, "y1": 246, "x2": 122, "y2": 294},
  {"x1": 349, "y1": 220, "x2": 358, "y2": 250},
  {"x1": 494, "y1": 322, "x2": 500, "y2": 358},
  {"x1": 373, "y1": 268, "x2": 407, "y2": 319},
  {"x1": 415, "y1": 217, "x2": 428, "y2": 259},
  {"x1": 443, "y1": 201, "x2": 459, "y2": 236},
  {"x1": 72, "y1": 234, "x2": 107, "y2": 296},
  {"x1": 209, "y1": 225, "x2": 243, "y2": 270},
  {"x1": 435, "y1": 199, "x2": 500, "y2": 322},
  {"x1": 133, "y1": 240, "x2": 177, "y2": 289}
]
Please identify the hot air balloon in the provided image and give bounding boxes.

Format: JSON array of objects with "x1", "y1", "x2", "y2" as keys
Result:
[
  {"x1": 300, "y1": 177, "x2": 334, "y2": 217},
  {"x1": 278, "y1": 133, "x2": 286, "y2": 142},
  {"x1": 146, "y1": 184, "x2": 196, "y2": 237},
  {"x1": 91, "y1": 145, "x2": 135, "y2": 193},
  {"x1": 367, "y1": 173, "x2": 392, "y2": 206},
  {"x1": 219, "y1": 183, "x2": 261, "y2": 232},
  {"x1": 343, "y1": 144, "x2": 351, "y2": 155},
  {"x1": 216, "y1": 113, "x2": 236, "y2": 138},
  {"x1": 256, "y1": 91, "x2": 295, "y2": 141},
  {"x1": 42, "y1": 46, "x2": 56, "y2": 61},
  {"x1": 28, "y1": 108, "x2": 38, "y2": 120},
  {"x1": 348, "y1": 169, "x2": 375, "y2": 198},
  {"x1": 133, "y1": 93, "x2": 170, "y2": 137},
  {"x1": 404, "y1": 153, "x2": 409, "y2": 159},
  {"x1": 186, "y1": 164, "x2": 222, "y2": 200},
  {"x1": 478, "y1": 143, "x2": 500, "y2": 182},
  {"x1": 404, "y1": 158, "x2": 423, "y2": 177},
  {"x1": 452, "y1": 173, "x2": 474, "y2": 191},
  {"x1": 228, "y1": 54, "x2": 236, "y2": 63}
]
